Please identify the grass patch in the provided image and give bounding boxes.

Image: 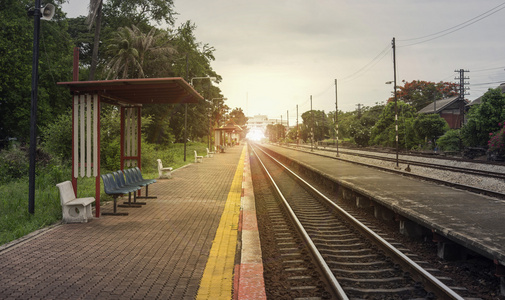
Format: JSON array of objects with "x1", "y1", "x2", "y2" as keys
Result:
[{"x1": 0, "y1": 142, "x2": 208, "y2": 246}]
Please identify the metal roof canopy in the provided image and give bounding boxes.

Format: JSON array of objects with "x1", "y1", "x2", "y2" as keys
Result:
[
  {"x1": 57, "y1": 77, "x2": 203, "y2": 218},
  {"x1": 58, "y1": 77, "x2": 203, "y2": 105}
]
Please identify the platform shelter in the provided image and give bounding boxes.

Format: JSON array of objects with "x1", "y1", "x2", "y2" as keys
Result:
[
  {"x1": 214, "y1": 122, "x2": 244, "y2": 150},
  {"x1": 58, "y1": 78, "x2": 203, "y2": 217}
]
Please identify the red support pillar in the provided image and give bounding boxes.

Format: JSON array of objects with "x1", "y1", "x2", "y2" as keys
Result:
[
  {"x1": 71, "y1": 95, "x2": 77, "y2": 194},
  {"x1": 137, "y1": 107, "x2": 142, "y2": 197},
  {"x1": 95, "y1": 96, "x2": 101, "y2": 217},
  {"x1": 137, "y1": 107, "x2": 141, "y2": 170},
  {"x1": 120, "y1": 106, "x2": 125, "y2": 171},
  {"x1": 71, "y1": 48, "x2": 78, "y2": 195}
]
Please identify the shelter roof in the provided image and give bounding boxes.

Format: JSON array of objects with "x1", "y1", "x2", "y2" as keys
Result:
[
  {"x1": 58, "y1": 78, "x2": 203, "y2": 106},
  {"x1": 215, "y1": 122, "x2": 244, "y2": 132}
]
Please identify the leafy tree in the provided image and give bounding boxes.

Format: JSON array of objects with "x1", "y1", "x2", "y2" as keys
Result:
[
  {"x1": 67, "y1": 16, "x2": 94, "y2": 79},
  {"x1": 143, "y1": 21, "x2": 222, "y2": 144},
  {"x1": 265, "y1": 124, "x2": 285, "y2": 142},
  {"x1": 87, "y1": 0, "x2": 103, "y2": 80},
  {"x1": 392, "y1": 80, "x2": 458, "y2": 111},
  {"x1": 286, "y1": 127, "x2": 298, "y2": 142},
  {"x1": 104, "y1": 26, "x2": 143, "y2": 79},
  {"x1": 331, "y1": 103, "x2": 384, "y2": 146},
  {"x1": 0, "y1": 0, "x2": 73, "y2": 145},
  {"x1": 370, "y1": 101, "x2": 418, "y2": 149},
  {"x1": 413, "y1": 114, "x2": 449, "y2": 148},
  {"x1": 85, "y1": 0, "x2": 176, "y2": 79},
  {"x1": 229, "y1": 108, "x2": 248, "y2": 126},
  {"x1": 102, "y1": 0, "x2": 175, "y2": 30},
  {"x1": 461, "y1": 88, "x2": 505, "y2": 147},
  {"x1": 301, "y1": 110, "x2": 329, "y2": 142}
]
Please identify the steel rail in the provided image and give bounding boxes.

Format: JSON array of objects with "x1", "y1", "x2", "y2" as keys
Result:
[
  {"x1": 253, "y1": 143, "x2": 464, "y2": 300},
  {"x1": 250, "y1": 145, "x2": 349, "y2": 300},
  {"x1": 279, "y1": 143, "x2": 505, "y2": 200},
  {"x1": 291, "y1": 143, "x2": 505, "y2": 179}
]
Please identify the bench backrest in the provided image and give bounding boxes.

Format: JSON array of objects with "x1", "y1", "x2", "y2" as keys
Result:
[
  {"x1": 56, "y1": 181, "x2": 76, "y2": 205},
  {"x1": 157, "y1": 159, "x2": 164, "y2": 171}
]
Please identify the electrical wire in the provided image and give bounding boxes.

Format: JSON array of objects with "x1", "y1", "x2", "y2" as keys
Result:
[
  {"x1": 339, "y1": 43, "x2": 391, "y2": 83},
  {"x1": 398, "y1": 1, "x2": 505, "y2": 47},
  {"x1": 471, "y1": 80, "x2": 505, "y2": 86}
]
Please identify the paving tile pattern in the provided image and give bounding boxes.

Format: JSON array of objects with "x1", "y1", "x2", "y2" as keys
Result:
[{"x1": 0, "y1": 146, "x2": 244, "y2": 299}]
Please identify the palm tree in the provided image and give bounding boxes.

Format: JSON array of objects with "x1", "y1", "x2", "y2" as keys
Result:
[
  {"x1": 87, "y1": 0, "x2": 103, "y2": 80},
  {"x1": 105, "y1": 25, "x2": 177, "y2": 79},
  {"x1": 105, "y1": 26, "x2": 143, "y2": 79}
]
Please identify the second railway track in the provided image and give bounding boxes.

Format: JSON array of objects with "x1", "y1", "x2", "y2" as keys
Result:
[{"x1": 250, "y1": 143, "x2": 468, "y2": 299}]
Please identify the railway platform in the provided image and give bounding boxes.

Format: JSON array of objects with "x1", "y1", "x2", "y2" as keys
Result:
[
  {"x1": 0, "y1": 144, "x2": 266, "y2": 299},
  {"x1": 260, "y1": 144, "x2": 505, "y2": 275}
]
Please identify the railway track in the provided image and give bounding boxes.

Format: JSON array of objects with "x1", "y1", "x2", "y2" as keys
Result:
[
  {"x1": 250, "y1": 143, "x2": 467, "y2": 299},
  {"x1": 300, "y1": 144, "x2": 505, "y2": 180},
  {"x1": 281, "y1": 143, "x2": 505, "y2": 200}
]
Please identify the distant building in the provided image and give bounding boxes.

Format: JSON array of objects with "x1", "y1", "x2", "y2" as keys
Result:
[
  {"x1": 467, "y1": 83, "x2": 505, "y2": 107},
  {"x1": 245, "y1": 114, "x2": 287, "y2": 132},
  {"x1": 418, "y1": 96, "x2": 469, "y2": 129}
]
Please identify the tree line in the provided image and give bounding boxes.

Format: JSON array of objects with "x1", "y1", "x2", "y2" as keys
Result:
[
  {"x1": 266, "y1": 80, "x2": 505, "y2": 159},
  {"x1": 0, "y1": 0, "x2": 250, "y2": 183},
  {"x1": 0, "y1": 0, "x2": 247, "y2": 155}
]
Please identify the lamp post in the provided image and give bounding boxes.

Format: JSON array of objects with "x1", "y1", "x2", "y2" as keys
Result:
[
  {"x1": 189, "y1": 77, "x2": 216, "y2": 161},
  {"x1": 385, "y1": 79, "x2": 399, "y2": 169},
  {"x1": 28, "y1": 2, "x2": 55, "y2": 214}
]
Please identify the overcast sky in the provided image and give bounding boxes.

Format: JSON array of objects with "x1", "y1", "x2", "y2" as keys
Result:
[{"x1": 61, "y1": 0, "x2": 505, "y2": 123}]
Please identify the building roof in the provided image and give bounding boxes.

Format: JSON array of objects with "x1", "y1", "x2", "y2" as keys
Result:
[
  {"x1": 58, "y1": 78, "x2": 203, "y2": 106},
  {"x1": 418, "y1": 95, "x2": 464, "y2": 114},
  {"x1": 468, "y1": 83, "x2": 505, "y2": 106}
]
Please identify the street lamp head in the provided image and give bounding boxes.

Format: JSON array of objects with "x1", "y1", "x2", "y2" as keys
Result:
[
  {"x1": 385, "y1": 81, "x2": 394, "y2": 84},
  {"x1": 190, "y1": 76, "x2": 217, "y2": 86}
]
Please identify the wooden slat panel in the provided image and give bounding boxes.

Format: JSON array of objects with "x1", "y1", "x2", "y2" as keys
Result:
[
  {"x1": 86, "y1": 95, "x2": 92, "y2": 177},
  {"x1": 73, "y1": 95, "x2": 79, "y2": 178},
  {"x1": 126, "y1": 108, "x2": 131, "y2": 167},
  {"x1": 93, "y1": 94, "x2": 98, "y2": 177},
  {"x1": 80, "y1": 95, "x2": 85, "y2": 177}
]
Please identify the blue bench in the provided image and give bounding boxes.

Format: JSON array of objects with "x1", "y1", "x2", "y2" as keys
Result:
[
  {"x1": 101, "y1": 173, "x2": 141, "y2": 216},
  {"x1": 125, "y1": 167, "x2": 157, "y2": 199},
  {"x1": 101, "y1": 168, "x2": 157, "y2": 216}
]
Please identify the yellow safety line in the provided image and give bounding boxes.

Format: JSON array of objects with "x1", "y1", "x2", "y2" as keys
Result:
[{"x1": 196, "y1": 146, "x2": 245, "y2": 300}]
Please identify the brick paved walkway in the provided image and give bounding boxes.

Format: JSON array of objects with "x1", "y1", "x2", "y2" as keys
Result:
[{"x1": 0, "y1": 145, "x2": 245, "y2": 299}]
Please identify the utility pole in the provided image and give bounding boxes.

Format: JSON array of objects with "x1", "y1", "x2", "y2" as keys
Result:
[
  {"x1": 392, "y1": 37, "x2": 399, "y2": 169},
  {"x1": 335, "y1": 79, "x2": 339, "y2": 156},
  {"x1": 287, "y1": 110, "x2": 289, "y2": 128},
  {"x1": 311, "y1": 95, "x2": 314, "y2": 151},
  {"x1": 455, "y1": 69, "x2": 470, "y2": 100},
  {"x1": 296, "y1": 105, "x2": 299, "y2": 146},
  {"x1": 356, "y1": 103, "x2": 363, "y2": 119},
  {"x1": 455, "y1": 69, "x2": 470, "y2": 128}
]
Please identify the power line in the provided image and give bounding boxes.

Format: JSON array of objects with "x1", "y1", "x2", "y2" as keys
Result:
[
  {"x1": 398, "y1": 1, "x2": 505, "y2": 47},
  {"x1": 339, "y1": 43, "x2": 391, "y2": 83},
  {"x1": 471, "y1": 80, "x2": 505, "y2": 86},
  {"x1": 472, "y1": 66, "x2": 505, "y2": 72}
]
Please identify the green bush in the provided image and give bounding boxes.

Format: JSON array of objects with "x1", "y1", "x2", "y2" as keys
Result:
[
  {"x1": 40, "y1": 111, "x2": 72, "y2": 162},
  {"x1": 0, "y1": 143, "x2": 28, "y2": 184},
  {"x1": 437, "y1": 129, "x2": 462, "y2": 152}
]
